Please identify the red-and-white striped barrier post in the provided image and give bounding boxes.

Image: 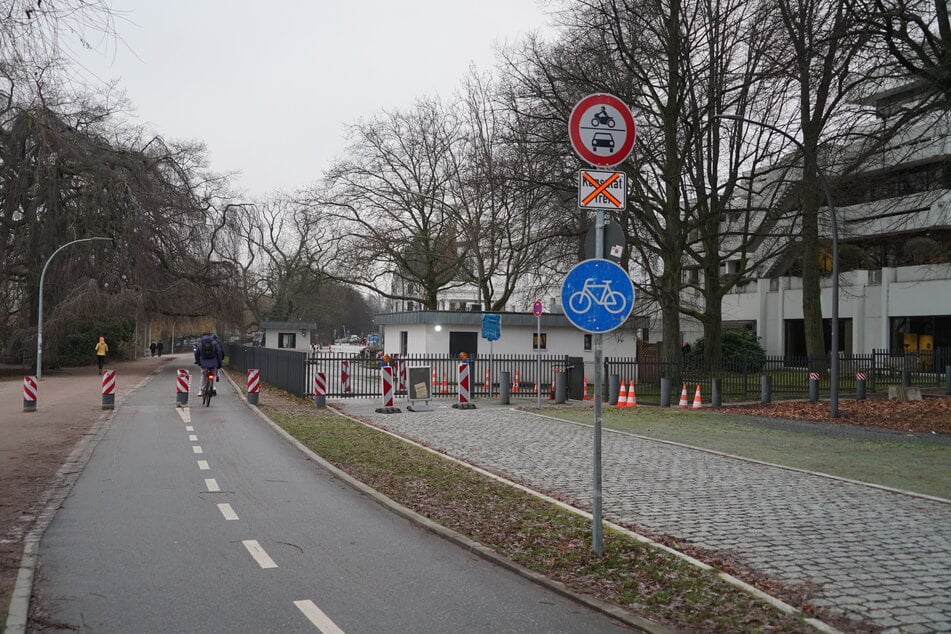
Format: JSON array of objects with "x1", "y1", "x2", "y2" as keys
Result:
[
  {"x1": 23, "y1": 375, "x2": 37, "y2": 412},
  {"x1": 341, "y1": 360, "x2": 352, "y2": 395},
  {"x1": 176, "y1": 369, "x2": 190, "y2": 407},
  {"x1": 314, "y1": 371, "x2": 327, "y2": 408},
  {"x1": 101, "y1": 369, "x2": 116, "y2": 410},
  {"x1": 856, "y1": 372, "x2": 867, "y2": 401},
  {"x1": 247, "y1": 368, "x2": 260, "y2": 405},
  {"x1": 809, "y1": 371, "x2": 820, "y2": 402},
  {"x1": 457, "y1": 362, "x2": 470, "y2": 404},
  {"x1": 381, "y1": 366, "x2": 395, "y2": 407}
]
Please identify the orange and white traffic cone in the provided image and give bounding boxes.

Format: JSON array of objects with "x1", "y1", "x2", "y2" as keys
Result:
[
  {"x1": 513, "y1": 371, "x2": 520, "y2": 393},
  {"x1": 583, "y1": 377, "x2": 591, "y2": 401},
  {"x1": 627, "y1": 382, "x2": 637, "y2": 407},
  {"x1": 692, "y1": 384, "x2": 703, "y2": 409},
  {"x1": 678, "y1": 383, "x2": 689, "y2": 408},
  {"x1": 441, "y1": 372, "x2": 449, "y2": 395},
  {"x1": 616, "y1": 380, "x2": 628, "y2": 408}
]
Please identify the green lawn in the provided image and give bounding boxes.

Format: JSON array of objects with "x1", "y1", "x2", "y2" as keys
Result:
[{"x1": 540, "y1": 406, "x2": 951, "y2": 499}]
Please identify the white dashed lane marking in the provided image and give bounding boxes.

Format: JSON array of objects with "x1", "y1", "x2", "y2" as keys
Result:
[
  {"x1": 217, "y1": 503, "x2": 239, "y2": 521},
  {"x1": 294, "y1": 600, "x2": 346, "y2": 633},
  {"x1": 185, "y1": 425, "x2": 194, "y2": 431},
  {"x1": 188, "y1": 434, "x2": 198, "y2": 442},
  {"x1": 204, "y1": 478, "x2": 220, "y2": 492},
  {"x1": 192, "y1": 446, "x2": 203, "y2": 454},
  {"x1": 242, "y1": 540, "x2": 278, "y2": 569},
  {"x1": 197, "y1": 460, "x2": 209, "y2": 470}
]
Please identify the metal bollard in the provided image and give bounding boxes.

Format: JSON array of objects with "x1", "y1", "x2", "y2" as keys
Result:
[
  {"x1": 711, "y1": 377, "x2": 722, "y2": 407},
  {"x1": 608, "y1": 374, "x2": 619, "y2": 405},
  {"x1": 176, "y1": 370, "x2": 190, "y2": 407},
  {"x1": 902, "y1": 370, "x2": 911, "y2": 388},
  {"x1": 856, "y1": 372, "x2": 867, "y2": 400},
  {"x1": 314, "y1": 371, "x2": 326, "y2": 408},
  {"x1": 555, "y1": 372, "x2": 567, "y2": 404},
  {"x1": 660, "y1": 377, "x2": 671, "y2": 408},
  {"x1": 946, "y1": 365, "x2": 950, "y2": 395},
  {"x1": 247, "y1": 368, "x2": 260, "y2": 406},
  {"x1": 809, "y1": 372, "x2": 819, "y2": 402},
  {"x1": 499, "y1": 371, "x2": 511, "y2": 405},
  {"x1": 761, "y1": 374, "x2": 772, "y2": 404}
]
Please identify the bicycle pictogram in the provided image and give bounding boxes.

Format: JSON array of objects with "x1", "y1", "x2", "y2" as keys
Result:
[{"x1": 567, "y1": 278, "x2": 628, "y2": 315}]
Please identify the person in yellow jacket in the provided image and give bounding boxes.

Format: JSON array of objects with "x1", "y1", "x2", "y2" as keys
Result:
[{"x1": 94, "y1": 336, "x2": 108, "y2": 374}]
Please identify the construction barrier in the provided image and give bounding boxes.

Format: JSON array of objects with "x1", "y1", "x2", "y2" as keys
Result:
[
  {"x1": 176, "y1": 369, "x2": 190, "y2": 407},
  {"x1": 23, "y1": 375, "x2": 37, "y2": 412},
  {"x1": 314, "y1": 371, "x2": 327, "y2": 408},
  {"x1": 457, "y1": 363, "x2": 470, "y2": 404},
  {"x1": 381, "y1": 366, "x2": 395, "y2": 407},
  {"x1": 247, "y1": 368, "x2": 260, "y2": 405},
  {"x1": 101, "y1": 369, "x2": 116, "y2": 410}
]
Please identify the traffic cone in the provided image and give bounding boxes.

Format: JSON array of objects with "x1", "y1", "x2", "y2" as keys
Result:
[
  {"x1": 616, "y1": 380, "x2": 628, "y2": 408},
  {"x1": 548, "y1": 369, "x2": 557, "y2": 400},
  {"x1": 626, "y1": 382, "x2": 637, "y2": 407},
  {"x1": 484, "y1": 368, "x2": 490, "y2": 392},
  {"x1": 583, "y1": 377, "x2": 591, "y2": 401},
  {"x1": 441, "y1": 372, "x2": 449, "y2": 395},
  {"x1": 513, "y1": 371, "x2": 520, "y2": 393},
  {"x1": 678, "y1": 383, "x2": 689, "y2": 408},
  {"x1": 692, "y1": 384, "x2": 702, "y2": 409}
]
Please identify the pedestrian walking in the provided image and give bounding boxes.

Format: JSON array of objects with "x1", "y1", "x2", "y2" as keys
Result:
[
  {"x1": 95, "y1": 336, "x2": 108, "y2": 374},
  {"x1": 157, "y1": 340, "x2": 164, "y2": 357},
  {"x1": 149, "y1": 341, "x2": 157, "y2": 357}
]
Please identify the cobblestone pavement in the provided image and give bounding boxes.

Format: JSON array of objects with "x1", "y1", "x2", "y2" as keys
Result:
[{"x1": 334, "y1": 399, "x2": 951, "y2": 633}]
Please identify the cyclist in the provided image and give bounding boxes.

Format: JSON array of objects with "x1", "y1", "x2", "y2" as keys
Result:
[{"x1": 194, "y1": 332, "x2": 224, "y2": 397}]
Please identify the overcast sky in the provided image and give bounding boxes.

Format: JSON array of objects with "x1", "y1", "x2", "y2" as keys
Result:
[{"x1": 69, "y1": 1, "x2": 556, "y2": 199}]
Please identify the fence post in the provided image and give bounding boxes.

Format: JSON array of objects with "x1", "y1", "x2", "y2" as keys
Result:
[
  {"x1": 869, "y1": 353, "x2": 877, "y2": 392},
  {"x1": 711, "y1": 377, "x2": 721, "y2": 407},
  {"x1": 761, "y1": 374, "x2": 772, "y2": 404},
  {"x1": 660, "y1": 377, "x2": 671, "y2": 407},
  {"x1": 946, "y1": 365, "x2": 951, "y2": 395},
  {"x1": 499, "y1": 371, "x2": 511, "y2": 405},
  {"x1": 555, "y1": 371, "x2": 567, "y2": 404},
  {"x1": 902, "y1": 369, "x2": 911, "y2": 388}
]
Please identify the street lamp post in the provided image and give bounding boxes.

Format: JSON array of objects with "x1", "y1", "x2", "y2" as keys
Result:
[
  {"x1": 715, "y1": 114, "x2": 840, "y2": 417},
  {"x1": 36, "y1": 237, "x2": 113, "y2": 380}
]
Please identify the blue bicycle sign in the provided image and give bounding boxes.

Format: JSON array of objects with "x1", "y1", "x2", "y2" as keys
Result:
[
  {"x1": 568, "y1": 278, "x2": 628, "y2": 315},
  {"x1": 561, "y1": 259, "x2": 635, "y2": 333}
]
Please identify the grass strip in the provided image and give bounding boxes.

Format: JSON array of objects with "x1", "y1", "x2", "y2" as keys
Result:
[{"x1": 259, "y1": 390, "x2": 825, "y2": 633}]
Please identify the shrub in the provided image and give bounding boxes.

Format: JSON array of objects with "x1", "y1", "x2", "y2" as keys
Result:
[{"x1": 688, "y1": 328, "x2": 766, "y2": 369}]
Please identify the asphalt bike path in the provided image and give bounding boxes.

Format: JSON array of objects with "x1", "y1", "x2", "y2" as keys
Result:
[
  {"x1": 334, "y1": 399, "x2": 951, "y2": 634},
  {"x1": 32, "y1": 365, "x2": 631, "y2": 633}
]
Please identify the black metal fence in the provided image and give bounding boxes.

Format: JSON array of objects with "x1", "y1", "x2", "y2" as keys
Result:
[
  {"x1": 229, "y1": 344, "x2": 950, "y2": 403},
  {"x1": 607, "y1": 347, "x2": 951, "y2": 405}
]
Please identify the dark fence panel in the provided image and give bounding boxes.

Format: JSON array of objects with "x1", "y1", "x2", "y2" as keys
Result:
[{"x1": 228, "y1": 344, "x2": 307, "y2": 397}]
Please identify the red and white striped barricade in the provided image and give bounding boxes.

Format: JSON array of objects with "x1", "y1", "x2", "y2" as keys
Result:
[
  {"x1": 23, "y1": 375, "x2": 37, "y2": 412},
  {"x1": 484, "y1": 368, "x2": 490, "y2": 394},
  {"x1": 452, "y1": 362, "x2": 477, "y2": 410},
  {"x1": 314, "y1": 371, "x2": 327, "y2": 408},
  {"x1": 381, "y1": 366, "x2": 395, "y2": 407},
  {"x1": 341, "y1": 361, "x2": 352, "y2": 395},
  {"x1": 397, "y1": 360, "x2": 407, "y2": 394},
  {"x1": 176, "y1": 369, "x2": 190, "y2": 407},
  {"x1": 247, "y1": 368, "x2": 260, "y2": 405},
  {"x1": 101, "y1": 369, "x2": 116, "y2": 410}
]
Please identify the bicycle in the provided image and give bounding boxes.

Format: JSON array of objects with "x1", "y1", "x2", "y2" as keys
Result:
[
  {"x1": 201, "y1": 368, "x2": 216, "y2": 407},
  {"x1": 568, "y1": 278, "x2": 627, "y2": 315}
]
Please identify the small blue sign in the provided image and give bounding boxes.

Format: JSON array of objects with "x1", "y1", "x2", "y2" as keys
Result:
[
  {"x1": 561, "y1": 259, "x2": 635, "y2": 333},
  {"x1": 481, "y1": 314, "x2": 501, "y2": 341}
]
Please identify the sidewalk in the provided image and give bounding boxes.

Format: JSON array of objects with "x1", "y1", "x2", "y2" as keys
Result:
[
  {"x1": 0, "y1": 354, "x2": 181, "y2": 619},
  {"x1": 333, "y1": 397, "x2": 951, "y2": 633}
]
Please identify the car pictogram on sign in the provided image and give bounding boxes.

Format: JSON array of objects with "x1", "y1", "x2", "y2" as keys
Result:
[{"x1": 591, "y1": 132, "x2": 615, "y2": 152}]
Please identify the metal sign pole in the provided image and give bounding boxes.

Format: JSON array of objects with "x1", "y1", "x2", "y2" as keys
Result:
[
  {"x1": 593, "y1": 208, "x2": 605, "y2": 555},
  {"x1": 536, "y1": 315, "x2": 541, "y2": 408}
]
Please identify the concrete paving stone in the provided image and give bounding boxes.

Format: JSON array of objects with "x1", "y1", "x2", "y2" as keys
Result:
[{"x1": 897, "y1": 624, "x2": 933, "y2": 634}]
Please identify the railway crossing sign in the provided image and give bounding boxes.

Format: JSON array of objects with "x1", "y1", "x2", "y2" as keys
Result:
[
  {"x1": 568, "y1": 93, "x2": 636, "y2": 167},
  {"x1": 578, "y1": 170, "x2": 626, "y2": 210},
  {"x1": 560, "y1": 259, "x2": 635, "y2": 333}
]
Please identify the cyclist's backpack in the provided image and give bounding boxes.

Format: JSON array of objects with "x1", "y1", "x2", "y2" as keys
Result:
[{"x1": 200, "y1": 339, "x2": 216, "y2": 360}]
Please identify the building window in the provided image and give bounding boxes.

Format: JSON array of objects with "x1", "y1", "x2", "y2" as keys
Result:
[
  {"x1": 278, "y1": 333, "x2": 296, "y2": 349},
  {"x1": 769, "y1": 278, "x2": 780, "y2": 292},
  {"x1": 532, "y1": 333, "x2": 548, "y2": 350},
  {"x1": 868, "y1": 269, "x2": 882, "y2": 285},
  {"x1": 583, "y1": 334, "x2": 592, "y2": 351}
]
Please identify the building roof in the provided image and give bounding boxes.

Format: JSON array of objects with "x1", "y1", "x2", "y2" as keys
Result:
[
  {"x1": 374, "y1": 310, "x2": 649, "y2": 329},
  {"x1": 260, "y1": 321, "x2": 318, "y2": 330}
]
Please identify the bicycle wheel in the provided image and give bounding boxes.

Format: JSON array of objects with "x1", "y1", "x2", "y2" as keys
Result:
[
  {"x1": 568, "y1": 291, "x2": 592, "y2": 314},
  {"x1": 604, "y1": 290, "x2": 628, "y2": 314}
]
